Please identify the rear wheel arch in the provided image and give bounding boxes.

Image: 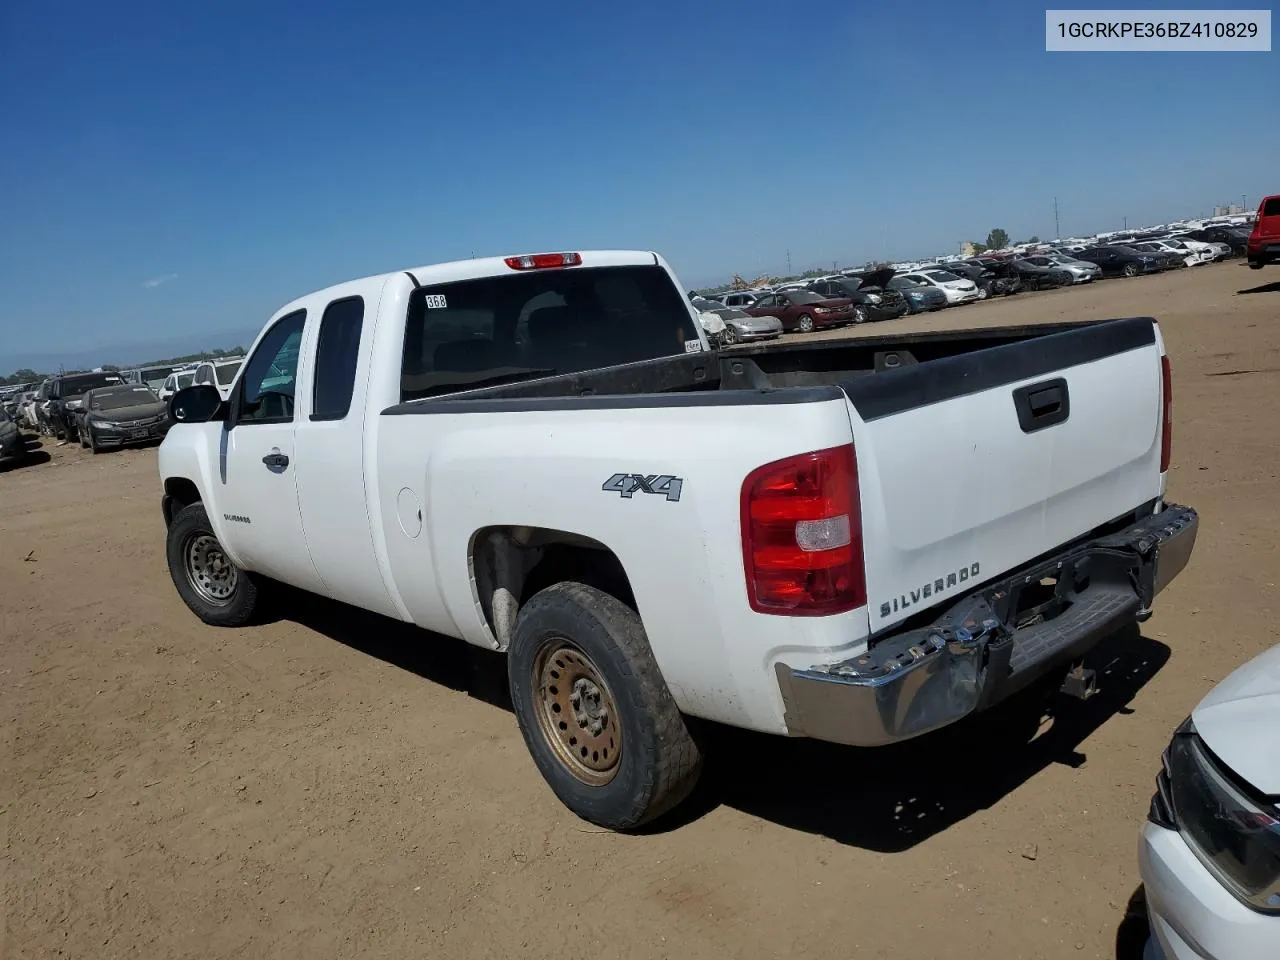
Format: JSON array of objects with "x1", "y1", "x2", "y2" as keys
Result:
[{"x1": 470, "y1": 526, "x2": 637, "y2": 651}]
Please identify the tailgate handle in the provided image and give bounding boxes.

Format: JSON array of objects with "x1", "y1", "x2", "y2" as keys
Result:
[{"x1": 1013, "y1": 378, "x2": 1070, "y2": 433}]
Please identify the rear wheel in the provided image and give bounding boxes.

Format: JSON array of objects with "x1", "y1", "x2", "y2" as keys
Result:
[
  {"x1": 507, "y1": 582, "x2": 703, "y2": 830},
  {"x1": 1123, "y1": 262, "x2": 1139, "y2": 277},
  {"x1": 977, "y1": 285, "x2": 990, "y2": 300},
  {"x1": 166, "y1": 503, "x2": 261, "y2": 627},
  {"x1": 796, "y1": 314, "x2": 815, "y2": 333}
]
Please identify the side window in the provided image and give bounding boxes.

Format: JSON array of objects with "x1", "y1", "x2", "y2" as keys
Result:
[
  {"x1": 311, "y1": 297, "x2": 365, "y2": 421},
  {"x1": 237, "y1": 310, "x2": 307, "y2": 424}
]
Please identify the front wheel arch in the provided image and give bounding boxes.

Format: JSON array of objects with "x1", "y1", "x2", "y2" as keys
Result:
[{"x1": 163, "y1": 477, "x2": 203, "y2": 527}]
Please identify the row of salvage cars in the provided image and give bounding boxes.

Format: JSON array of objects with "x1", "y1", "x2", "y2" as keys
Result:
[{"x1": 691, "y1": 238, "x2": 1234, "y2": 347}]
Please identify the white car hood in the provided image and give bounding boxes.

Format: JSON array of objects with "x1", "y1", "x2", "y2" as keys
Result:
[{"x1": 1192, "y1": 643, "x2": 1280, "y2": 794}]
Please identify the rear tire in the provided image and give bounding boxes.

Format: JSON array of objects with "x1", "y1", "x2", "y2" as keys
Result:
[
  {"x1": 166, "y1": 502, "x2": 261, "y2": 627},
  {"x1": 1123, "y1": 262, "x2": 1139, "y2": 277},
  {"x1": 796, "y1": 314, "x2": 815, "y2": 333},
  {"x1": 507, "y1": 582, "x2": 703, "y2": 830}
]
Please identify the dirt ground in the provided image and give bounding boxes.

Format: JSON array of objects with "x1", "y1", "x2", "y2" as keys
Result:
[{"x1": 3, "y1": 264, "x2": 1278, "y2": 960}]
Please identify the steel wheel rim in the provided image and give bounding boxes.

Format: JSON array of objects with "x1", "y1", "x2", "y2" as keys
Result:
[
  {"x1": 798, "y1": 316, "x2": 814, "y2": 332},
  {"x1": 184, "y1": 533, "x2": 238, "y2": 605},
  {"x1": 532, "y1": 640, "x2": 622, "y2": 786}
]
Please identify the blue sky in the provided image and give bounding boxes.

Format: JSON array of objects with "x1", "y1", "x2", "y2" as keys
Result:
[{"x1": 1, "y1": 0, "x2": 1276, "y2": 367}]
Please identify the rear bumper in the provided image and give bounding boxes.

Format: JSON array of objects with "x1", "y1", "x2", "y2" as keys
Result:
[
  {"x1": 1247, "y1": 241, "x2": 1280, "y2": 265},
  {"x1": 775, "y1": 503, "x2": 1198, "y2": 747}
]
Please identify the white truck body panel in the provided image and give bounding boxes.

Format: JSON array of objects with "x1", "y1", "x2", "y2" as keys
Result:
[{"x1": 159, "y1": 249, "x2": 1194, "y2": 746}]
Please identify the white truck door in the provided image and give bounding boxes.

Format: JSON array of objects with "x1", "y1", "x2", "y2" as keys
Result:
[
  {"x1": 292, "y1": 290, "x2": 401, "y2": 620},
  {"x1": 217, "y1": 309, "x2": 326, "y2": 593}
]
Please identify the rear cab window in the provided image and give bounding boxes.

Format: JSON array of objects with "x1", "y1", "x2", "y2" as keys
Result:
[
  {"x1": 400, "y1": 264, "x2": 700, "y2": 402},
  {"x1": 312, "y1": 297, "x2": 365, "y2": 420}
]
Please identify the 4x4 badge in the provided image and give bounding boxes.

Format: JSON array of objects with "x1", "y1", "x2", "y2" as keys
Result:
[{"x1": 601, "y1": 473, "x2": 683, "y2": 503}]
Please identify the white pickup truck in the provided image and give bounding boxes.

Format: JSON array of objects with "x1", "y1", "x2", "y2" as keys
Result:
[{"x1": 158, "y1": 249, "x2": 1198, "y2": 829}]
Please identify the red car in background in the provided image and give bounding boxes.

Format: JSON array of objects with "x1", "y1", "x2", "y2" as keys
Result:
[
  {"x1": 744, "y1": 289, "x2": 854, "y2": 333},
  {"x1": 1247, "y1": 194, "x2": 1280, "y2": 269}
]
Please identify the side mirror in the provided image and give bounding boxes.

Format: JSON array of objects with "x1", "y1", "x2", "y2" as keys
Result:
[{"x1": 169, "y1": 384, "x2": 224, "y2": 424}]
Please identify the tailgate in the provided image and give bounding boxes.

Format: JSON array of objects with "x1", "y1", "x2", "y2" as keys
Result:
[{"x1": 843, "y1": 318, "x2": 1165, "y2": 634}]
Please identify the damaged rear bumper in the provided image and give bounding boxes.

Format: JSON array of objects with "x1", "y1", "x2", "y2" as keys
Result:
[{"x1": 775, "y1": 503, "x2": 1198, "y2": 748}]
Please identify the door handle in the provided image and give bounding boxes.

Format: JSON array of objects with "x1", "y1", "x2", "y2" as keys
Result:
[
  {"x1": 262, "y1": 451, "x2": 290, "y2": 471},
  {"x1": 1012, "y1": 377, "x2": 1070, "y2": 433}
]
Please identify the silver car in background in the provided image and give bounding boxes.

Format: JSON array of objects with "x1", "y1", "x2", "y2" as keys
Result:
[
  {"x1": 1022, "y1": 254, "x2": 1101, "y2": 283},
  {"x1": 690, "y1": 297, "x2": 782, "y2": 346}
]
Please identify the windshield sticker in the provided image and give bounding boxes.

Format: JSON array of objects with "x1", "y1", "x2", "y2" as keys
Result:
[
  {"x1": 684, "y1": 339, "x2": 703, "y2": 354},
  {"x1": 424, "y1": 294, "x2": 448, "y2": 309}
]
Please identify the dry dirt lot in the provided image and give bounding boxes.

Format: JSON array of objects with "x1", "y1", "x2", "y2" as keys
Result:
[{"x1": 3, "y1": 265, "x2": 1278, "y2": 960}]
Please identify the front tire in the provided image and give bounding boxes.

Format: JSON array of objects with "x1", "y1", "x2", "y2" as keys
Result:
[
  {"x1": 507, "y1": 582, "x2": 703, "y2": 830},
  {"x1": 1123, "y1": 262, "x2": 1139, "y2": 277},
  {"x1": 852, "y1": 305, "x2": 868, "y2": 324},
  {"x1": 796, "y1": 314, "x2": 815, "y2": 333},
  {"x1": 977, "y1": 285, "x2": 990, "y2": 300},
  {"x1": 88, "y1": 429, "x2": 99, "y2": 454},
  {"x1": 166, "y1": 502, "x2": 261, "y2": 627},
  {"x1": 720, "y1": 325, "x2": 739, "y2": 346}
]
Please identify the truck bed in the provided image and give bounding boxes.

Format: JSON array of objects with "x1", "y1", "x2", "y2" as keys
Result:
[{"x1": 383, "y1": 318, "x2": 1153, "y2": 415}]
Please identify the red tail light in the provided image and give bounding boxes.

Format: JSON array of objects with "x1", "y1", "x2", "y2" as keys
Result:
[
  {"x1": 503, "y1": 252, "x2": 583, "y2": 270},
  {"x1": 1160, "y1": 354, "x2": 1173, "y2": 472},
  {"x1": 740, "y1": 444, "x2": 865, "y2": 616}
]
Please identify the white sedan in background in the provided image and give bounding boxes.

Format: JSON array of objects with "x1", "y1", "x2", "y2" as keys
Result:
[
  {"x1": 1139, "y1": 643, "x2": 1280, "y2": 959},
  {"x1": 898, "y1": 269, "x2": 981, "y2": 305}
]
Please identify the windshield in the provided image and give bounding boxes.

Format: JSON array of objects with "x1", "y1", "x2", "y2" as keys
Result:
[
  {"x1": 175, "y1": 371, "x2": 196, "y2": 389},
  {"x1": 60, "y1": 373, "x2": 121, "y2": 396},
  {"x1": 215, "y1": 360, "x2": 242, "y2": 385},
  {"x1": 925, "y1": 271, "x2": 960, "y2": 282},
  {"x1": 887, "y1": 277, "x2": 921, "y2": 289},
  {"x1": 400, "y1": 264, "x2": 700, "y2": 402},
  {"x1": 783, "y1": 290, "x2": 825, "y2": 304},
  {"x1": 91, "y1": 386, "x2": 160, "y2": 410}
]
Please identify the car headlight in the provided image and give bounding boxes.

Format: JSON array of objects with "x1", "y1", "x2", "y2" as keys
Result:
[
  {"x1": 66, "y1": 400, "x2": 83, "y2": 410},
  {"x1": 1156, "y1": 720, "x2": 1280, "y2": 913},
  {"x1": 864, "y1": 294, "x2": 882, "y2": 304}
]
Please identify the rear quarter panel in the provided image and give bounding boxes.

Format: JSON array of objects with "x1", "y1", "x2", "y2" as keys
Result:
[{"x1": 375, "y1": 394, "x2": 866, "y2": 733}]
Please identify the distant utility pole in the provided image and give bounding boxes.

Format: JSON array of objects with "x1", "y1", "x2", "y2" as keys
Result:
[
  {"x1": 1242, "y1": 193, "x2": 1247, "y2": 210},
  {"x1": 1123, "y1": 216, "x2": 1128, "y2": 230},
  {"x1": 1053, "y1": 196, "x2": 1061, "y2": 240},
  {"x1": 786, "y1": 249, "x2": 792, "y2": 274}
]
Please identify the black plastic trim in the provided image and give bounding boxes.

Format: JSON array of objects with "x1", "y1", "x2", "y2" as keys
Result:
[
  {"x1": 383, "y1": 385, "x2": 845, "y2": 416},
  {"x1": 842, "y1": 317, "x2": 1155, "y2": 422},
  {"x1": 404, "y1": 271, "x2": 421, "y2": 288},
  {"x1": 1013, "y1": 377, "x2": 1070, "y2": 433}
]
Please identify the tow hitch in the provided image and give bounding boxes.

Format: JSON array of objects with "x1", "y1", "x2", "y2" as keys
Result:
[{"x1": 1061, "y1": 661, "x2": 1098, "y2": 700}]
